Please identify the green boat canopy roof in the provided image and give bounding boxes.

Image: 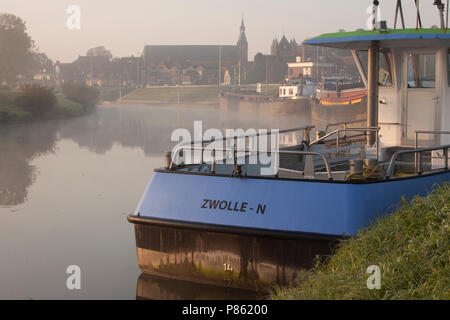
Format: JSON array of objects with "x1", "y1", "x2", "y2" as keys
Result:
[{"x1": 305, "y1": 28, "x2": 450, "y2": 49}]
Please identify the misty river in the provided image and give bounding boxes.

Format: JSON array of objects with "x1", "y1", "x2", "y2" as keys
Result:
[{"x1": 0, "y1": 103, "x2": 315, "y2": 299}]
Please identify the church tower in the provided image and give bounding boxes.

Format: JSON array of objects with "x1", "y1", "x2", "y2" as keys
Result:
[
  {"x1": 271, "y1": 38, "x2": 279, "y2": 56},
  {"x1": 236, "y1": 18, "x2": 248, "y2": 64}
]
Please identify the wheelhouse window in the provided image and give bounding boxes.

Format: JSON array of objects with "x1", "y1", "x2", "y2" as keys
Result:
[
  {"x1": 356, "y1": 50, "x2": 393, "y2": 86},
  {"x1": 407, "y1": 53, "x2": 435, "y2": 88}
]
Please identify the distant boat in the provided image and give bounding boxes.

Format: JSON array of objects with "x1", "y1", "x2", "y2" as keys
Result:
[
  {"x1": 311, "y1": 76, "x2": 367, "y2": 122},
  {"x1": 315, "y1": 76, "x2": 366, "y2": 105},
  {"x1": 219, "y1": 85, "x2": 311, "y2": 116}
]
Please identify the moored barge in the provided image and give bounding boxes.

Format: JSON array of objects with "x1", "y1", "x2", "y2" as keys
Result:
[
  {"x1": 312, "y1": 76, "x2": 367, "y2": 122},
  {"x1": 129, "y1": 1, "x2": 450, "y2": 291}
]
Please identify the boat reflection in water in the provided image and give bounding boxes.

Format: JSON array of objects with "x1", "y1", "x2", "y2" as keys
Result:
[
  {"x1": 136, "y1": 273, "x2": 260, "y2": 300},
  {"x1": 133, "y1": 224, "x2": 336, "y2": 293}
]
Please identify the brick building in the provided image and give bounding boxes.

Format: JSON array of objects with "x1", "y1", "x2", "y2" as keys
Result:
[
  {"x1": 54, "y1": 19, "x2": 254, "y2": 86},
  {"x1": 141, "y1": 19, "x2": 249, "y2": 85}
]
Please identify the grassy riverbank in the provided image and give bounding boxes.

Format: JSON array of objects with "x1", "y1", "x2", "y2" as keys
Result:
[
  {"x1": 121, "y1": 86, "x2": 220, "y2": 103},
  {"x1": 120, "y1": 84, "x2": 280, "y2": 104},
  {"x1": 0, "y1": 90, "x2": 88, "y2": 123},
  {"x1": 272, "y1": 183, "x2": 450, "y2": 300},
  {"x1": 97, "y1": 86, "x2": 135, "y2": 102},
  {"x1": 0, "y1": 91, "x2": 29, "y2": 121}
]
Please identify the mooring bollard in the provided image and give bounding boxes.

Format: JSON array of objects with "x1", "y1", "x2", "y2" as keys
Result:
[
  {"x1": 211, "y1": 149, "x2": 216, "y2": 174},
  {"x1": 164, "y1": 151, "x2": 171, "y2": 170}
]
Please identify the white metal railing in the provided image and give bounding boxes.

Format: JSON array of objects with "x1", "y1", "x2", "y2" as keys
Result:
[
  {"x1": 181, "y1": 125, "x2": 315, "y2": 147},
  {"x1": 386, "y1": 145, "x2": 450, "y2": 178},
  {"x1": 165, "y1": 125, "x2": 450, "y2": 181},
  {"x1": 324, "y1": 119, "x2": 367, "y2": 133},
  {"x1": 414, "y1": 130, "x2": 450, "y2": 172},
  {"x1": 167, "y1": 144, "x2": 450, "y2": 181},
  {"x1": 309, "y1": 127, "x2": 380, "y2": 162},
  {"x1": 168, "y1": 145, "x2": 334, "y2": 180},
  {"x1": 178, "y1": 125, "x2": 315, "y2": 164},
  {"x1": 415, "y1": 130, "x2": 450, "y2": 148}
]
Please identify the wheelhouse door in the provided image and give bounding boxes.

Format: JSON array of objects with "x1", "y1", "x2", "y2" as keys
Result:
[{"x1": 404, "y1": 51, "x2": 440, "y2": 146}]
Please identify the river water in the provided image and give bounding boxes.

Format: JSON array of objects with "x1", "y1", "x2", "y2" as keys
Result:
[{"x1": 0, "y1": 103, "x2": 313, "y2": 299}]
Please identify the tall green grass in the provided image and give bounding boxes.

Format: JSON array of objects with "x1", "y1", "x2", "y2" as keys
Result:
[{"x1": 272, "y1": 183, "x2": 450, "y2": 300}]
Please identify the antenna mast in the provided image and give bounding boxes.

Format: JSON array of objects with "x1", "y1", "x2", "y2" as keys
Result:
[
  {"x1": 393, "y1": 0, "x2": 450, "y2": 29},
  {"x1": 433, "y1": 0, "x2": 446, "y2": 28},
  {"x1": 372, "y1": 0, "x2": 379, "y2": 30},
  {"x1": 415, "y1": 0, "x2": 423, "y2": 29},
  {"x1": 394, "y1": 0, "x2": 406, "y2": 29},
  {"x1": 447, "y1": 0, "x2": 449, "y2": 29}
]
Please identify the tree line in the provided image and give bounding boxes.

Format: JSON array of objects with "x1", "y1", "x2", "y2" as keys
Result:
[
  {"x1": 0, "y1": 13, "x2": 100, "y2": 120},
  {"x1": 0, "y1": 13, "x2": 53, "y2": 86}
]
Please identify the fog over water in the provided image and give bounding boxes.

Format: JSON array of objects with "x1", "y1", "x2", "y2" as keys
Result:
[{"x1": 0, "y1": 103, "x2": 315, "y2": 299}]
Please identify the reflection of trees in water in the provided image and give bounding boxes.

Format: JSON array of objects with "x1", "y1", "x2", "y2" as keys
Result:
[
  {"x1": 0, "y1": 104, "x2": 313, "y2": 206},
  {"x1": 0, "y1": 150, "x2": 35, "y2": 206},
  {"x1": 0, "y1": 106, "x2": 189, "y2": 206},
  {"x1": 58, "y1": 107, "x2": 173, "y2": 156},
  {"x1": 0, "y1": 122, "x2": 58, "y2": 206}
]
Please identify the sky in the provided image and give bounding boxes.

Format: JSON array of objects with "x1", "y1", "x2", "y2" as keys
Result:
[{"x1": 1, "y1": 0, "x2": 442, "y2": 62}]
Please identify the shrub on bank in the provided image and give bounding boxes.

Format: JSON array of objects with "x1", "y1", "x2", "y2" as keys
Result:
[
  {"x1": 0, "y1": 104, "x2": 31, "y2": 122},
  {"x1": 0, "y1": 91, "x2": 29, "y2": 122},
  {"x1": 0, "y1": 88, "x2": 87, "y2": 123},
  {"x1": 15, "y1": 84, "x2": 56, "y2": 117},
  {"x1": 54, "y1": 95, "x2": 84, "y2": 117},
  {"x1": 61, "y1": 82, "x2": 99, "y2": 110},
  {"x1": 272, "y1": 183, "x2": 450, "y2": 300}
]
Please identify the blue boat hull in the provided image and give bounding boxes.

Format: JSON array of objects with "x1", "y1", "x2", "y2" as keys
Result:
[
  {"x1": 128, "y1": 170, "x2": 449, "y2": 290},
  {"x1": 132, "y1": 170, "x2": 450, "y2": 237}
]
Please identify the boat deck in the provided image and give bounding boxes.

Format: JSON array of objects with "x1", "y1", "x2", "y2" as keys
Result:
[{"x1": 167, "y1": 124, "x2": 449, "y2": 183}]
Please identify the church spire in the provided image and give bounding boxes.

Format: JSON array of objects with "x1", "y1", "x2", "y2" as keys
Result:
[
  {"x1": 236, "y1": 17, "x2": 248, "y2": 64},
  {"x1": 238, "y1": 17, "x2": 247, "y2": 43}
]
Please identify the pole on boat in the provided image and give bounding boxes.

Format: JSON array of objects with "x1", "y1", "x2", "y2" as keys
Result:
[
  {"x1": 211, "y1": 149, "x2": 216, "y2": 174},
  {"x1": 372, "y1": 1, "x2": 378, "y2": 30},
  {"x1": 394, "y1": 0, "x2": 406, "y2": 29},
  {"x1": 433, "y1": 1, "x2": 446, "y2": 29},
  {"x1": 447, "y1": 0, "x2": 449, "y2": 29},
  {"x1": 415, "y1": 0, "x2": 423, "y2": 29},
  {"x1": 367, "y1": 42, "x2": 379, "y2": 146},
  {"x1": 164, "y1": 151, "x2": 171, "y2": 169},
  {"x1": 304, "y1": 128, "x2": 311, "y2": 145},
  {"x1": 366, "y1": 1, "x2": 380, "y2": 147}
]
